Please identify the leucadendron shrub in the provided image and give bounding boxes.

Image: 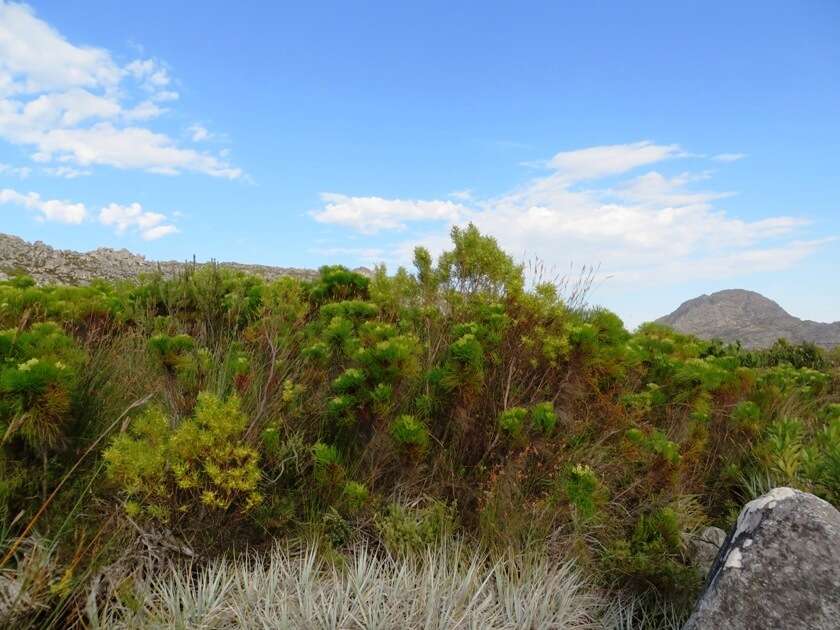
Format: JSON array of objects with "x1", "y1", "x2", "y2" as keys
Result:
[
  {"x1": 104, "y1": 392, "x2": 262, "y2": 526},
  {"x1": 0, "y1": 321, "x2": 85, "y2": 519}
]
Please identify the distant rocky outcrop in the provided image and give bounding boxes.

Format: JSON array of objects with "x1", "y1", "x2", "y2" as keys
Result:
[
  {"x1": 0, "y1": 233, "x2": 371, "y2": 285},
  {"x1": 657, "y1": 289, "x2": 840, "y2": 349},
  {"x1": 684, "y1": 487, "x2": 840, "y2": 630}
]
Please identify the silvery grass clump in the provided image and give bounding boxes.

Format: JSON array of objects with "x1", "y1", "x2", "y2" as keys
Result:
[{"x1": 87, "y1": 540, "x2": 634, "y2": 629}]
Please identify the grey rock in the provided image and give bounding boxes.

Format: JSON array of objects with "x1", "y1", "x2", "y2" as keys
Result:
[
  {"x1": 685, "y1": 526, "x2": 727, "y2": 577},
  {"x1": 684, "y1": 487, "x2": 840, "y2": 630},
  {"x1": 0, "y1": 233, "x2": 373, "y2": 286},
  {"x1": 657, "y1": 289, "x2": 840, "y2": 349}
]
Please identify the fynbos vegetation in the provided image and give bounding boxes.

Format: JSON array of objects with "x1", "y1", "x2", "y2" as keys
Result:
[{"x1": 0, "y1": 225, "x2": 837, "y2": 627}]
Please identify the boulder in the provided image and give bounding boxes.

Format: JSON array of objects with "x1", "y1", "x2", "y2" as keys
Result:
[
  {"x1": 684, "y1": 487, "x2": 840, "y2": 630},
  {"x1": 685, "y1": 526, "x2": 727, "y2": 577}
]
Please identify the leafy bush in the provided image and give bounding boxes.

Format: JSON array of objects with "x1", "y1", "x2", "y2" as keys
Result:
[
  {"x1": 389, "y1": 414, "x2": 429, "y2": 453},
  {"x1": 376, "y1": 500, "x2": 455, "y2": 554},
  {"x1": 104, "y1": 392, "x2": 262, "y2": 524},
  {"x1": 497, "y1": 407, "x2": 528, "y2": 438}
]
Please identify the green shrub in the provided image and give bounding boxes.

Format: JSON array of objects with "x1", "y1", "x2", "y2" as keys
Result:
[
  {"x1": 561, "y1": 464, "x2": 603, "y2": 522},
  {"x1": 390, "y1": 415, "x2": 429, "y2": 453},
  {"x1": 732, "y1": 400, "x2": 761, "y2": 433},
  {"x1": 530, "y1": 401, "x2": 557, "y2": 434},
  {"x1": 376, "y1": 500, "x2": 455, "y2": 554},
  {"x1": 626, "y1": 427, "x2": 681, "y2": 465},
  {"x1": 104, "y1": 392, "x2": 262, "y2": 522},
  {"x1": 312, "y1": 442, "x2": 343, "y2": 484},
  {"x1": 497, "y1": 407, "x2": 528, "y2": 439},
  {"x1": 342, "y1": 481, "x2": 369, "y2": 511}
]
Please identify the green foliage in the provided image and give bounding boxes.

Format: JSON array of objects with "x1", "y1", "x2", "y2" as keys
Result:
[
  {"x1": 309, "y1": 266, "x2": 370, "y2": 303},
  {"x1": 627, "y1": 427, "x2": 681, "y2": 465},
  {"x1": 1, "y1": 227, "x2": 838, "y2": 626},
  {"x1": 390, "y1": 414, "x2": 429, "y2": 453},
  {"x1": 436, "y1": 223, "x2": 523, "y2": 297},
  {"x1": 0, "y1": 322, "x2": 83, "y2": 451},
  {"x1": 732, "y1": 400, "x2": 761, "y2": 433},
  {"x1": 560, "y1": 464, "x2": 603, "y2": 522},
  {"x1": 104, "y1": 392, "x2": 262, "y2": 522},
  {"x1": 342, "y1": 481, "x2": 369, "y2": 511},
  {"x1": 376, "y1": 500, "x2": 455, "y2": 554},
  {"x1": 530, "y1": 401, "x2": 557, "y2": 434},
  {"x1": 498, "y1": 407, "x2": 528, "y2": 438},
  {"x1": 312, "y1": 442, "x2": 343, "y2": 485}
]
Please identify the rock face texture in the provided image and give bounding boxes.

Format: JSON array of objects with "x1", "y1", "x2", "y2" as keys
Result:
[
  {"x1": 657, "y1": 289, "x2": 840, "y2": 349},
  {"x1": 0, "y1": 233, "x2": 371, "y2": 285},
  {"x1": 684, "y1": 487, "x2": 840, "y2": 630},
  {"x1": 685, "y1": 526, "x2": 727, "y2": 578}
]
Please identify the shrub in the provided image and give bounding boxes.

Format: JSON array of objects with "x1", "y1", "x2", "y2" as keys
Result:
[
  {"x1": 376, "y1": 500, "x2": 455, "y2": 554},
  {"x1": 561, "y1": 464, "x2": 603, "y2": 522},
  {"x1": 390, "y1": 415, "x2": 429, "y2": 453},
  {"x1": 342, "y1": 481, "x2": 369, "y2": 511},
  {"x1": 531, "y1": 401, "x2": 557, "y2": 434},
  {"x1": 626, "y1": 427, "x2": 681, "y2": 465},
  {"x1": 497, "y1": 407, "x2": 528, "y2": 438},
  {"x1": 312, "y1": 441, "x2": 344, "y2": 486},
  {"x1": 104, "y1": 392, "x2": 262, "y2": 523}
]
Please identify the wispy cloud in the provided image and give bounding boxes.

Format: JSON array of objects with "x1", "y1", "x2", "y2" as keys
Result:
[
  {"x1": 712, "y1": 153, "x2": 747, "y2": 162},
  {"x1": 448, "y1": 189, "x2": 473, "y2": 201},
  {"x1": 313, "y1": 193, "x2": 467, "y2": 234},
  {"x1": 0, "y1": 162, "x2": 30, "y2": 178},
  {"x1": 188, "y1": 124, "x2": 211, "y2": 142},
  {"x1": 0, "y1": 1, "x2": 241, "y2": 179},
  {"x1": 311, "y1": 141, "x2": 821, "y2": 285},
  {"x1": 42, "y1": 165, "x2": 91, "y2": 179}
]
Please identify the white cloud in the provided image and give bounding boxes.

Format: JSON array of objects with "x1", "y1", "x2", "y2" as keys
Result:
[
  {"x1": 43, "y1": 165, "x2": 91, "y2": 178},
  {"x1": 98, "y1": 202, "x2": 178, "y2": 240},
  {"x1": 140, "y1": 224, "x2": 178, "y2": 240},
  {"x1": 18, "y1": 88, "x2": 121, "y2": 127},
  {"x1": 0, "y1": 2, "x2": 121, "y2": 95},
  {"x1": 125, "y1": 58, "x2": 172, "y2": 92},
  {"x1": 713, "y1": 153, "x2": 747, "y2": 162},
  {"x1": 123, "y1": 100, "x2": 165, "y2": 121},
  {"x1": 313, "y1": 193, "x2": 467, "y2": 234},
  {"x1": 0, "y1": 187, "x2": 87, "y2": 223},
  {"x1": 448, "y1": 189, "x2": 473, "y2": 201},
  {"x1": 16, "y1": 123, "x2": 242, "y2": 178},
  {"x1": 0, "y1": 1, "x2": 240, "y2": 178},
  {"x1": 188, "y1": 124, "x2": 210, "y2": 142},
  {"x1": 1, "y1": 183, "x2": 178, "y2": 239},
  {"x1": 309, "y1": 246, "x2": 385, "y2": 261},
  {"x1": 0, "y1": 162, "x2": 30, "y2": 177},
  {"x1": 545, "y1": 140, "x2": 685, "y2": 183},
  {"x1": 312, "y1": 141, "x2": 821, "y2": 286}
]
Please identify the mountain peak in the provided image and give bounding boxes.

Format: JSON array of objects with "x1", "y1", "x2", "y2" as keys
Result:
[{"x1": 658, "y1": 290, "x2": 840, "y2": 349}]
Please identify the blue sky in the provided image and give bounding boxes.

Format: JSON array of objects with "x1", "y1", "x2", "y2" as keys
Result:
[{"x1": 1, "y1": 0, "x2": 838, "y2": 327}]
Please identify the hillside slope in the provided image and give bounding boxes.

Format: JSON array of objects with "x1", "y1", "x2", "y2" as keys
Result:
[
  {"x1": 657, "y1": 289, "x2": 840, "y2": 349},
  {"x1": 0, "y1": 233, "x2": 371, "y2": 285}
]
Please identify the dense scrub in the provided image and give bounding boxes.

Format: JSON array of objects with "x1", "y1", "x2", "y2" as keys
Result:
[{"x1": 0, "y1": 225, "x2": 837, "y2": 627}]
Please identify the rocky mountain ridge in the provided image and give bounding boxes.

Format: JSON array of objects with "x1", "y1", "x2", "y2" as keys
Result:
[
  {"x1": 0, "y1": 233, "x2": 371, "y2": 285},
  {"x1": 657, "y1": 288, "x2": 840, "y2": 349}
]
